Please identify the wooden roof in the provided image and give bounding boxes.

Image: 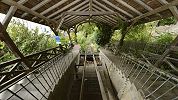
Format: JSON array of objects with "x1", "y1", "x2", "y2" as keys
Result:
[{"x1": 0, "y1": 0, "x2": 178, "y2": 30}]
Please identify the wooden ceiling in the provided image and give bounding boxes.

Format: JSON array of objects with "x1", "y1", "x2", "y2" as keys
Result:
[{"x1": 0, "y1": 0, "x2": 178, "y2": 30}]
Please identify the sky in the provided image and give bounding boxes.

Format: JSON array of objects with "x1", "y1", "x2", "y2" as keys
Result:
[{"x1": 0, "y1": 13, "x2": 53, "y2": 35}]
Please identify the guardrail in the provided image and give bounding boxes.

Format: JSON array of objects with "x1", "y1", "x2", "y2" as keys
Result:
[
  {"x1": 100, "y1": 50, "x2": 178, "y2": 100},
  {"x1": 0, "y1": 45, "x2": 78, "y2": 100}
]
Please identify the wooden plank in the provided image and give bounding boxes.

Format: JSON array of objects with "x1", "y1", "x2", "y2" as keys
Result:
[
  {"x1": 40, "y1": 0, "x2": 67, "y2": 15},
  {"x1": 54, "y1": 0, "x2": 89, "y2": 20},
  {"x1": 116, "y1": 0, "x2": 142, "y2": 15},
  {"x1": 92, "y1": 7, "x2": 117, "y2": 23},
  {"x1": 130, "y1": 0, "x2": 178, "y2": 22},
  {"x1": 65, "y1": 11, "x2": 117, "y2": 16},
  {"x1": 47, "y1": 0, "x2": 81, "y2": 19},
  {"x1": 93, "y1": 0, "x2": 127, "y2": 21},
  {"x1": 92, "y1": 4, "x2": 118, "y2": 21},
  {"x1": 1, "y1": 0, "x2": 56, "y2": 25},
  {"x1": 157, "y1": 0, "x2": 178, "y2": 20},
  {"x1": 64, "y1": 8, "x2": 89, "y2": 23},
  {"x1": 134, "y1": 0, "x2": 154, "y2": 11},
  {"x1": 102, "y1": 0, "x2": 133, "y2": 18},
  {"x1": 21, "y1": 0, "x2": 51, "y2": 18},
  {"x1": 2, "y1": 0, "x2": 28, "y2": 29}
]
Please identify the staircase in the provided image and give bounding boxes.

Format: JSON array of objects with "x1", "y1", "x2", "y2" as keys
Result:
[{"x1": 69, "y1": 54, "x2": 102, "y2": 100}]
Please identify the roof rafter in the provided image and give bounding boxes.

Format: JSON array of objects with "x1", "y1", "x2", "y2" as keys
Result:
[
  {"x1": 1, "y1": 0, "x2": 57, "y2": 25},
  {"x1": 130, "y1": 0, "x2": 178, "y2": 22},
  {"x1": 47, "y1": 0, "x2": 81, "y2": 19},
  {"x1": 65, "y1": 11, "x2": 117, "y2": 16},
  {"x1": 115, "y1": 0, "x2": 142, "y2": 15},
  {"x1": 92, "y1": 5, "x2": 117, "y2": 23},
  {"x1": 2, "y1": 0, "x2": 28, "y2": 29},
  {"x1": 21, "y1": 0, "x2": 51, "y2": 18},
  {"x1": 63, "y1": 6, "x2": 89, "y2": 22},
  {"x1": 92, "y1": 16, "x2": 114, "y2": 26},
  {"x1": 101, "y1": 0, "x2": 133, "y2": 18},
  {"x1": 157, "y1": 0, "x2": 178, "y2": 20},
  {"x1": 134, "y1": 0, "x2": 162, "y2": 17},
  {"x1": 54, "y1": 0, "x2": 89, "y2": 20},
  {"x1": 64, "y1": 16, "x2": 88, "y2": 27},
  {"x1": 93, "y1": 0, "x2": 127, "y2": 21}
]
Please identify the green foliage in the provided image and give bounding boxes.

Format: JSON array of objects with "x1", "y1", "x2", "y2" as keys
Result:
[
  {"x1": 158, "y1": 17, "x2": 177, "y2": 26},
  {"x1": 0, "y1": 19, "x2": 58, "y2": 62},
  {"x1": 78, "y1": 23, "x2": 97, "y2": 37},
  {"x1": 154, "y1": 32, "x2": 174, "y2": 44},
  {"x1": 77, "y1": 23, "x2": 99, "y2": 52},
  {"x1": 115, "y1": 17, "x2": 128, "y2": 31},
  {"x1": 95, "y1": 23, "x2": 113, "y2": 46},
  {"x1": 110, "y1": 30, "x2": 121, "y2": 43}
]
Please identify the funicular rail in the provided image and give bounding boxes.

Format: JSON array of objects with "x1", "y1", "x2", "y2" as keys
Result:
[
  {"x1": 0, "y1": 45, "x2": 77, "y2": 100},
  {"x1": 100, "y1": 49, "x2": 178, "y2": 100}
]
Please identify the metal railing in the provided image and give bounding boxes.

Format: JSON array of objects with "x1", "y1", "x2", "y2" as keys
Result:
[
  {"x1": 0, "y1": 45, "x2": 78, "y2": 100},
  {"x1": 79, "y1": 52, "x2": 86, "y2": 100},
  {"x1": 100, "y1": 50, "x2": 178, "y2": 100}
]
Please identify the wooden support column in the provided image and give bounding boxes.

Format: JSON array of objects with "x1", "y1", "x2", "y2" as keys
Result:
[{"x1": 0, "y1": 22, "x2": 30, "y2": 68}]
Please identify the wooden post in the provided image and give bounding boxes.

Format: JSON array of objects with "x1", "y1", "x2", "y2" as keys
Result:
[
  {"x1": 0, "y1": 22, "x2": 30, "y2": 68},
  {"x1": 2, "y1": 0, "x2": 28, "y2": 29}
]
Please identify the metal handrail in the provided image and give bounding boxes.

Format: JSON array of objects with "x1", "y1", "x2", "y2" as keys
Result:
[
  {"x1": 0, "y1": 48, "x2": 77, "y2": 100},
  {"x1": 79, "y1": 52, "x2": 87, "y2": 100},
  {"x1": 100, "y1": 50, "x2": 178, "y2": 99}
]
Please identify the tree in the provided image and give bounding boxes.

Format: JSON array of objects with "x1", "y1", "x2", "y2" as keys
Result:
[{"x1": 0, "y1": 19, "x2": 57, "y2": 62}]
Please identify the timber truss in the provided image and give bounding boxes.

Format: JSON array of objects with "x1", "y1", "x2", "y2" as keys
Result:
[{"x1": 0, "y1": 0, "x2": 178, "y2": 30}]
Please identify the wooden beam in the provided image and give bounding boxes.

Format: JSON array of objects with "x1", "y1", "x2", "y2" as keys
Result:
[
  {"x1": 1, "y1": 0, "x2": 56, "y2": 25},
  {"x1": 157, "y1": 0, "x2": 178, "y2": 20},
  {"x1": 134, "y1": 0, "x2": 162, "y2": 18},
  {"x1": 2, "y1": 0, "x2": 28, "y2": 29},
  {"x1": 21, "y1": 0, "x2": 51, "y2": 18},
  {"x1": 115, "y1": 0, "x2": 142, "y2": 15},
  {"x1": 56, "y1": 14, "x2": 65, "y2": 31},
  {"x1": 130, "y1": 0, "x2": 178, "y2": 22},
  {"x1": 92, "y1": 7, "x2": 117, "y2": 23},
  {"x1": 92, "y1": 4, "x2": 118, "y2": 21},
  {"x1": 64, "y1": 16, "x2": 87, "y2": 27},
  {"x1": 47, "y1": 0, "x2": 81, "y2": 19},
  {"x1": 154, "y1": 35, "x2": 178, "y2": 68},
  {"x1": 92, "y1": 16, "x2": 114, "y2": 26},
  {"x1": 95, "y1": 16, "x2": 116, "y2": 26},
  {"x1": 64, "y1": 8, "x2": 89, "y2": 22},
  {"x1": 101, "y1": 0, "x2": 133, "y2": 18},
  {"x1": 134, "y1": 0, "x2": 154, "y2": 11},
  {"x1": 0, "y1": 22, "x2": 30, "y2": 68},
  {"x1": 65, "y1": 11, "x2": 117, "y2": 16},
  {"x1": 68, "y1": 17, "x2": 89, "y2": 27},
  {"x1": 93, "y1": 0, "x2": 127, "y2": 21},
  {"x1": 54, "y1": 0, "x2": 89, "y2": 20},
  {"x1": 40, "y1": 0, "x2": 67, "y2": 15},
  {"x1": 56, "y1": 4, "x2": 89, "y2": 22}
]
